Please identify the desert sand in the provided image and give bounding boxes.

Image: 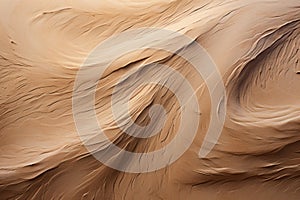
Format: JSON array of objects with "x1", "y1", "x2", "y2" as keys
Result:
[{"x1": 1, "y1": 0, "x2": 300, "y2": 199}]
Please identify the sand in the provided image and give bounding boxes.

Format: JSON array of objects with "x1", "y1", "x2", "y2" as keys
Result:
[{"x1": 1, "y1": 0, "x2": 300, "y2": 199}]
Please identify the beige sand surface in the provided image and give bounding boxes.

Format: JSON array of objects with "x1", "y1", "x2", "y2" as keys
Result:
[{"x1": 1, "y1": 0, "x2": 300, "y2": 199}]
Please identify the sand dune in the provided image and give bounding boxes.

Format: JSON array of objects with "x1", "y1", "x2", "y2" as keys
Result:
[{"x1": 1, "y1": 0, "x2": 300, "y2": 199}]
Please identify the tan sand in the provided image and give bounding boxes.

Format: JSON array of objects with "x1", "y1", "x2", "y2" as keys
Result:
[{"x1": 0, "y1": 0, "x2": 300, "y2": 199}]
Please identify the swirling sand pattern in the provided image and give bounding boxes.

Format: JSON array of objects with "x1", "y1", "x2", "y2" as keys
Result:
[{"x1": 1, "y1": 0, "x2": 300, "y2": 199}]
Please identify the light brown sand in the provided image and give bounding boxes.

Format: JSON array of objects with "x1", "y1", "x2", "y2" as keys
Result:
[{"x1": 1, "y1": 0, "x2": 300, "y2": 199}]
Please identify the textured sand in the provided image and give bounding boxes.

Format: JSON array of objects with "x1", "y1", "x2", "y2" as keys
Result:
[{"x1": 1, "y1": 0, "x2": 300, "y2": 199}]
